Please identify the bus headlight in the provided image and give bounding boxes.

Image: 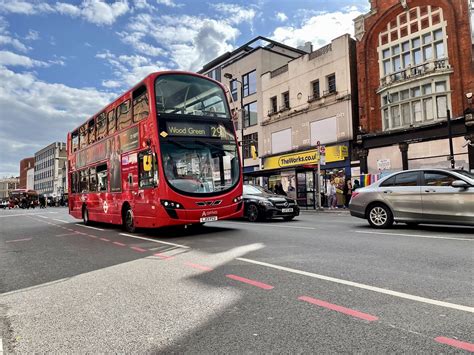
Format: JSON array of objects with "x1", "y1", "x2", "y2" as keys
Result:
[
  {"x1": 233, "y1": 195, "x2": 242, "y2": 203},
  {"x1": 161, "y1": 200, "x2": 184, "y2": 209}
]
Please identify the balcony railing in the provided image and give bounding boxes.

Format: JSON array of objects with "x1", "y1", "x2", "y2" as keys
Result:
[
  {"x1": 379, "y1": 58, "x2": 451, "y2": 88},
  {"x1": 279, "y1": 104, "x2": 290, "y2": 112},
  {"x1": 308, "y1": 93, "x2": 321, "y2": 102}
]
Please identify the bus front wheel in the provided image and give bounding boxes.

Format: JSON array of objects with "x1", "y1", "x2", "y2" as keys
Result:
[{"x1": 123, "y1": 206, "x2": 136, "y2": 233}]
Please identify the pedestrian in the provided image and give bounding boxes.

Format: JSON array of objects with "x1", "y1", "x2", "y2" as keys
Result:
[
  {"x1": 343, "y1": 179, "x2": 353, "y2": 208},
  {"x1": 353, "y1": 179, "x2": 360, "y2": 191},
  {"x1": 326, "y1": 179, "x2": 337, "y2": 209}
]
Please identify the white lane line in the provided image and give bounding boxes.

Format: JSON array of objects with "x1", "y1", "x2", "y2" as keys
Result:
[
  {"x1": 6, "y1": 238, "x2": 32, "y2": 243},
  {"x1": 354, "y1": 230, "x2": 473, "y2": 241},
  {"x1": 75, "y1": 224, "x2": 104, "y2": 231},
  {"x1": 120, "y1": 233, "x2": 190, "y2": 249},
  {"x1": 37, "y1": 215, "x2": 49, "y2": 219},
  {"x1": 236, "y1": 257, "x2": 474, "y2": 314},
  {"x1": 0, "y1": 337, "x2": 3, "y2": 355},
  {"x1": 0, "y1": 212, "x2": 52, "y2": 218},
  {"x1": 219, "y1": 221, "x2": 315, "y2": 230},
  {"x1": 52, "y1": 218, "x2": 69, "y2": 223}
]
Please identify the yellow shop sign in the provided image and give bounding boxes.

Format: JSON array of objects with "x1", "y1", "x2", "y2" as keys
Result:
[
  {"x1": 263, "y1": 149, "x2": 320, "y2": 170},
  {"x1": 325, "y1": 145, "x2": 348, "y2": 162}
]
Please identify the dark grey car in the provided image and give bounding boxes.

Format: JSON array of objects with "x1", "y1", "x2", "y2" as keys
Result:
[{"x1": 349, "y1": 169, "x2": 474, "y2": 228}]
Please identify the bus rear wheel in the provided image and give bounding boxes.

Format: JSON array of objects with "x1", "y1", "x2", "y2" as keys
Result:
[{"x1": 123, "y1": 207, "x2": 136, "y2": 233}]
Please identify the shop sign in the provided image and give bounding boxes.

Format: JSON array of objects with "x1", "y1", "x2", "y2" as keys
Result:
[
  {"x1": 263, "y1": 149, "x2": 320, "y2": 169},
  {"x1": 325, "y1": 145, "x2": 348, "y2": 162},
  {"x1": 377, "y1": 158, "x2": 391, "y2": 171}
]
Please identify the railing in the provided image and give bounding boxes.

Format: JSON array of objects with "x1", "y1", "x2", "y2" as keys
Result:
[
  {"x1": 309, "y1": 43, "x2": 332, "y2": 60},
  {"x1": 279, "y1": 104, "x2": 290, "y2": 112},
  {"x1": 307, "y1": 94, "x2": 321, "y2": 102},
  {"x1": 270, "y1": 64, "x2": 288, "y2": 78},
  {"x1": 323, "y1": 88, "x2": 337, "y2": 96},
  {"x1": 379, "y1": 58, "x2": 451, "y2": 88}
]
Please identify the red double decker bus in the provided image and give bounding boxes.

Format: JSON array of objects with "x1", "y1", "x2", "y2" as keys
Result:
[{"x1": 67, "y1": 71, "x2": 243, "y2": 232}]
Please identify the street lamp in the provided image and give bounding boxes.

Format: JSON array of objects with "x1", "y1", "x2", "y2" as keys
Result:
[{"x1": 224, "y1": 72, "x2": 245, "y2": 171}]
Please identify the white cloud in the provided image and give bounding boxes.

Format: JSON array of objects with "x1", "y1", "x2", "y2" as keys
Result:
[
  {"x1": 276, "y1": 12, "x2": 288, "y2": 22},
  {"x1": 117, "y1": 30, "x2": 163, "y2": 56},
  {"x1": 123, "y1": 13, "x2": 238, "y2": 71},
  {"x1": 0, "y1": 50, "x2": 50, "y2": 67},
  {"x1": 0, "y1": 35, "x2": 29, "y2": 52},
  {"x1": 102, "y1": 79, "x2": 121, "y2": 88},
  {"x1": 0, "y1": 67, "x2": 115, "y2": 176},
  {"x1": 212, "y1": 3, "x2": 256, "y2": 25},
  {"x1": 25, "y1": 29, "x2": 39, "y2": 41},
  {"x1": 271, "y1": 8, "x2": 363, "y2": 48},
  {"x1": 156, "y1": 0, "x2": 181, "y2": 8},
  {"x1": 1, "y1": 1, "x2": 129, "y2": 26}
]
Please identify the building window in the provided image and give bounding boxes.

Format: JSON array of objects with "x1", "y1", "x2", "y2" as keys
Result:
[
  {"x1": 243, "y1": 133, "x2": 258, "y2": 159},
  {"x1": 281, "y1": 91, "x2": 290, "y2": 110},
  {"x1": 230, "y1": 80, "x2": 238, "y2": 101},
  {"x1": 242, "y1": 70, "x2": 256, "y2": 97},
  {"x1": 208, "y1": 68, "x2": 221, "y2": 82},
  {"x1": 243, "y1": 101, "x2": 258, "y2": 127},
  {"x1": 270, "y1": 96, "x2": 277, "y2": 114},
  {"x1": 327, "y1": 74, "x2": 336, "y2": 94},
  {"x1": 311, "y1": 80, "x2": 320, "y2": 99},
  {"x1": 381, "y1": 80, "x2": 449, "y2": 130}
]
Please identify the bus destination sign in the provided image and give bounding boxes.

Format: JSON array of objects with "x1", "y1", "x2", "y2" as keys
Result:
[{"x1": 165, "y1": 121, "x2": 232, "y2": 139}]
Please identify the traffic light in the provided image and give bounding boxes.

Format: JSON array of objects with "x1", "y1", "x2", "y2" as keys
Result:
[{"x1": 251, "y1": 145, "x2": 257, "y2": 160}]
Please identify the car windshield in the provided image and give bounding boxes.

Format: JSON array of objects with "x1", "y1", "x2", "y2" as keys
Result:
[
  {"x1": 244, "y1": 185, "x2": 274, "y2": 195},
  {"x1": 160, "y1": 141, "x2": 239, "y2": 194}
]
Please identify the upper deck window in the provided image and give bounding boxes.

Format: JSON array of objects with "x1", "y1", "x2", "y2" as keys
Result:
[
  {"x1": 155, "y1": 74, "x2": 230, "y2": 119},
  {"x1": 117, "y1": 99, "x2": 132, "y2": 130},
  {"x1": 133, "y1": 86, "x2": 149, "y2": 122},
  {"x1": 96, "y1": 112, "x2": 107, "y2": 141}
]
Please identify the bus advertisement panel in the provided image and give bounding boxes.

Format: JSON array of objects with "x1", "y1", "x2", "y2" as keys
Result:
[{"x1": 67, "y1": 71, "x2": 243, "y2": 232}]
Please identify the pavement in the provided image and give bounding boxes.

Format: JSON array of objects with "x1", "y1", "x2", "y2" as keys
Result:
[{"x1": 0, "y1": 207, "x2": 473, "y2": 353}]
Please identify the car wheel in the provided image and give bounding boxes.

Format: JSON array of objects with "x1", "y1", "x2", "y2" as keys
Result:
[
  {"x1": 247, "y1": 204, "x2": 260, "y2": 222},
  {"x1": 367, "y1": 203, "x2": 393, "y2": 229},
  {"x1": 283, "y1": 216, "x2": 295, "y2": 221},
  {"x1": 83, "y1": 207, "x2": 90, "y2": 226},
  {"x1": 123, "y1": 207, "x2": 136, "y2": 233}
]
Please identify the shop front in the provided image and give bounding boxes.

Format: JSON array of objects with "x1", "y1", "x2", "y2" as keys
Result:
[{"x1": 245, "y1": 144, "x2": 350, "y2": 209}]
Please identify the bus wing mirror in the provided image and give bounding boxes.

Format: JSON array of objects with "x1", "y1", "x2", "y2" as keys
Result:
[{"x1": 143, "y1": 155, "x2": 152, "y2": 172}]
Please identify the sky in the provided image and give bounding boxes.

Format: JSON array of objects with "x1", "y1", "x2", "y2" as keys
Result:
[{"x1": 0, "y1": 0, "x2": 369, "y2": 177}]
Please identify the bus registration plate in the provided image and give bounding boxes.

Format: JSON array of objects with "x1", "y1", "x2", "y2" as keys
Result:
[{"x1": 200, "y1": 216, "x2": 218, "y2": 223}]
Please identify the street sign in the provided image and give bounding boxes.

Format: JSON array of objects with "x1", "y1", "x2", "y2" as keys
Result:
[{"x1": 319, "y1": 145, "x2": 326, "y2": 155}]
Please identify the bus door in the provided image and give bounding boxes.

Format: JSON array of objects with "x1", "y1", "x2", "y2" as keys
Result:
[
  {"x1": 135, "y1": 150, "x2": 158, "y2": 221},
  {"x1": 121, "y1": 152, "x2": 139, "y2": 202}
]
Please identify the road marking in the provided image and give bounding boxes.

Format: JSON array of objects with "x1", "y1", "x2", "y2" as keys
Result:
[
  {"x1": 0, "y1": 336, "x2": 3, "y2": 355},
  {"x1": 5, "y1": 238, "x2": 32, "y2": 243},
  {"x1": 434, "y1": 337, "x2": 474, "y2": 352},
  {"x1": 120, "y1": 233, "x2": 190, "y2": 249},
  {"x1": 184, "y1": 262, "x2": 213, "y2": 272},
  {"x1": 99, "y1": 238, "x2": 110, "y2": 242},
  {"x1": 226, "y1": 274, "x2": 274, "y2": 290},
  {"x1": 52, "y1": 219, "x2": 69, "y2": 223},
  {"x1": 130, "y1": 246, "x2": 147, "y2": 252},
  {"x1": 37, "y1": 215, "x2": 49, "y2": 219},
  {"x1": 75, "y1": 224, "x2": 104, "y2": 231},
  {"x1": 298, "y1": 296, "x2": 378, "y2": 322},
  {"x1": 236, "y1": 257, "x2": 474, "y2": 313},
  {"x1": 220, "y1": 221, "x2": 315, "y2": 230},
  {"x1": 87, "y1": 235, "x2": 98, "y2": 239},
  {"x1": 153, "y1": 252, "x2": 174, "y2": 260},
  {"x1": 113, "y1": 241, "x2": 126, "y2": 247},
  {"x1": 354, "y1": 230, "x2": 473, "y2": 241},
  {"x1": 55, "y1": 233, "x2": 77, "y2": 237}
]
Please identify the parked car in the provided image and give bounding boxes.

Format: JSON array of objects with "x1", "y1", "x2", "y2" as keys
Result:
[
  {"x1": 0, "y1": 200, "x2": 8, "y2": 209},
  {"x1": 349, "y1": 169, "x2": 474, "y2": 228},
  {"x1": 243, "y1": 184, "x2": 300, "y2": 222}
]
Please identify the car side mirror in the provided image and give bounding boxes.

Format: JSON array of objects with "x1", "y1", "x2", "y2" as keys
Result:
[{"x1": 451, "y1": 180, "x2": 469, "y2": 189}]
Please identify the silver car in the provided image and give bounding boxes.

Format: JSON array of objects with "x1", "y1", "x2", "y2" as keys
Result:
[{"x1": 349, "y1": 169, "x2": 474, "y2": 228}]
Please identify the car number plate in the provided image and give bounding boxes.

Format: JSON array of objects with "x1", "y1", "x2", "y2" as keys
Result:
[
  {"x1": 282, "y1": 208, "x2": 293, "y2": 213},
  {"x1": 200, "y1": 216, "x2": 218, "y2": 223}
]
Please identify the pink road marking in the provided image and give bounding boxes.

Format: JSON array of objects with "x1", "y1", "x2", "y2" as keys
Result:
[
  {"x1": 130, "y1": 246, "x2": 146, "y2": 252},
  {"x1": 435, "y1": 337, "x2": 474, "y2": 352},
  {"x1": 99, "y1": 238, "x2": 110, "y2": 242},
  {"x1": 298, "y1": 296, "x2": 378, "y2": 322},
  {"x1": 113, "y1": 241, "x2": 126, "y2": 247},
  {"x1": 226, "y1": 274, "x2": 274, "y2": 290},
  {"x1": 87, "y1": 235, "x2": 98, "y2": 239},
  {"x1": 153, "y1": 252, "x2": 174, "y2": 260},
  {"x1": 184, "y1": 262, "x2": 213, "y2": 272},
  {"x1": 6, "y1": 238, "x2": 32, "y2": 243}
]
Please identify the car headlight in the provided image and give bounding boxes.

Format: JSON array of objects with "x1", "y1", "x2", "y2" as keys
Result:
[{"x1": 258, "y1": 200, "x2": 273, "y2": 207}]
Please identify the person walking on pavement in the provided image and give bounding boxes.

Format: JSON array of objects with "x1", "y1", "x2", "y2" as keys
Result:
[
  {"x1": 326, "y1": 179, "x2": 337, "y2": 209},
  {"x1": 343, "y1": 179, "x2": 353, "y2": 208},
  {"x1": 353, "y1": 179, "x2": 361, "y2": 191}
]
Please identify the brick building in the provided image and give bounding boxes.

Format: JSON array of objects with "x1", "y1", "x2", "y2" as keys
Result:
[
  {"x1": 354, "y1": 0, "x2": 474, "y2": 174},
  {"x1": 19, "y1": 157, "x2": 34, "y2": 189}
]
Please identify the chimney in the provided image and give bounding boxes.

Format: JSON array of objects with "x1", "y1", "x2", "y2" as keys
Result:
[{"x1": 297, "y1": 41, "x2": 313, "y2": 53}]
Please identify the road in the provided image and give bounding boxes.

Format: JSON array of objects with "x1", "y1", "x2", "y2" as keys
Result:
[{"x1": 0, "y1": 207, "x2": 473, "y2": 353}]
